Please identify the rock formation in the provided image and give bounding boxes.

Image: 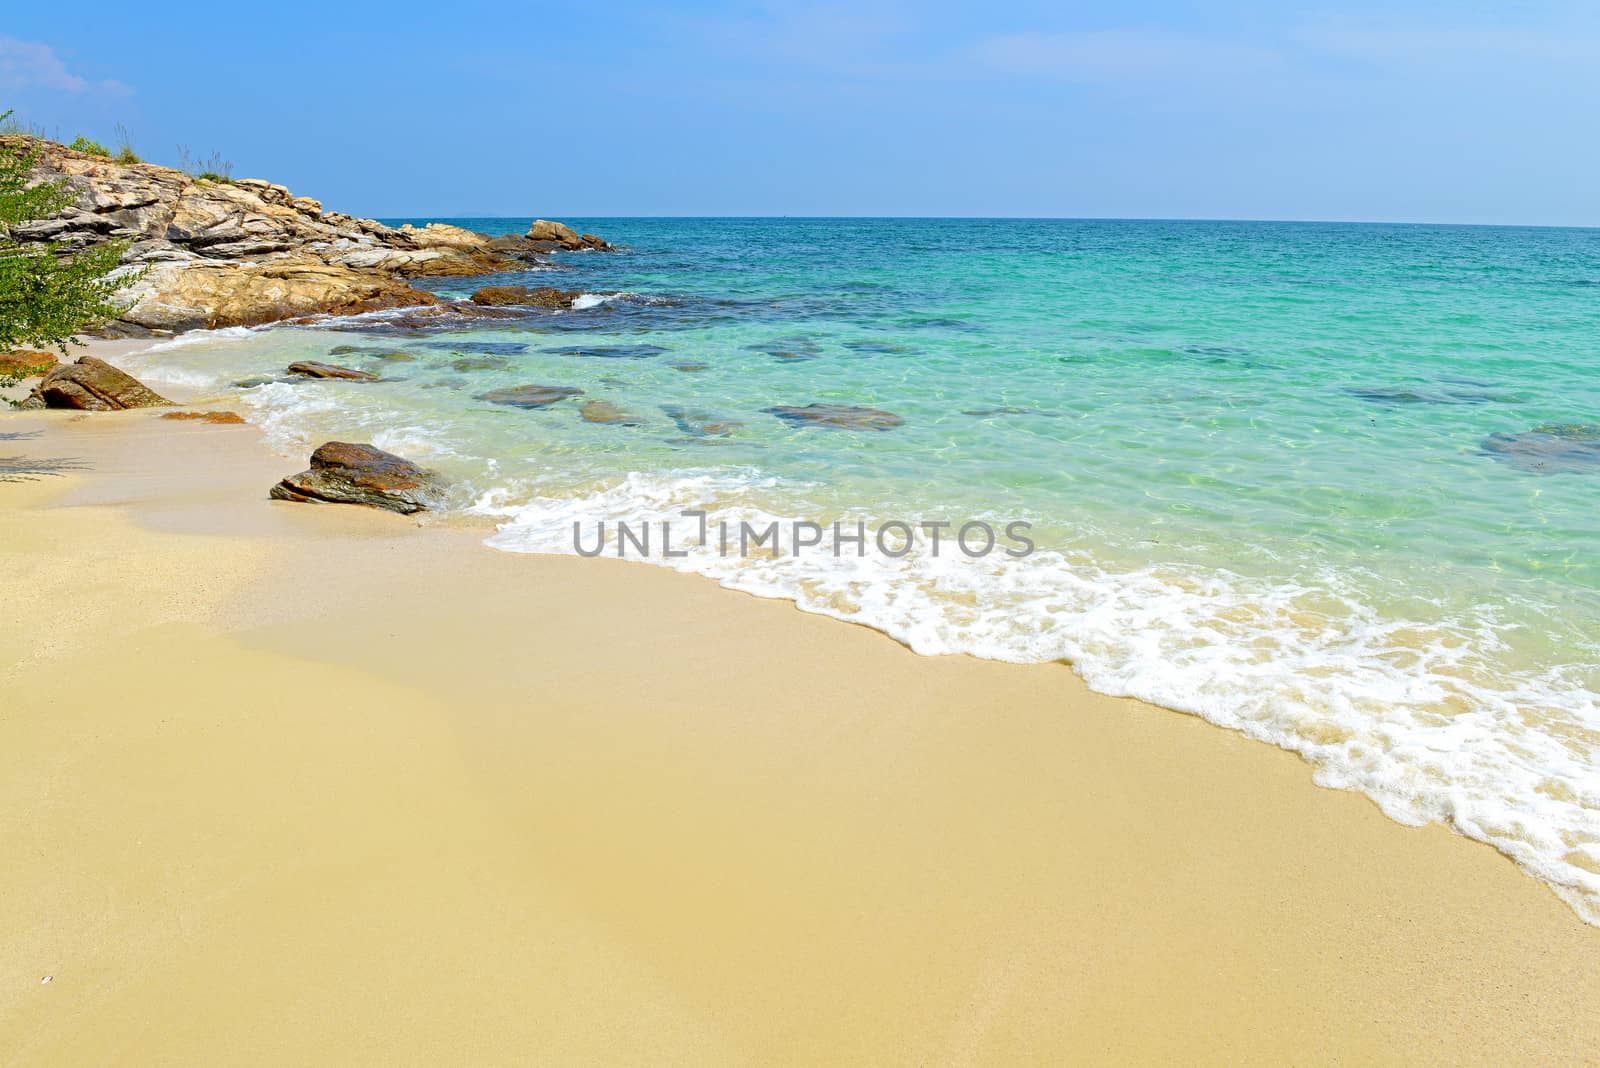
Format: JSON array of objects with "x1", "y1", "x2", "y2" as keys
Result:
[
  {"x1": 270, "y1": 442, "x2": 446, "y2": 514},
  {"x1": 19, "y1": 356, "x2": 172, "y2": 410},
  {"x1": 524, "y1": 220, "x2": 612, "y2": 252},
  {"x1": 4, "y1": 136, "x2": 611, "y2": 335}
]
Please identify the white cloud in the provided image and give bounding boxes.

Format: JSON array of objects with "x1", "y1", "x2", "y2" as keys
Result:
[{"x1": 0, "y1": 37, "x2": 129, "y2": 95}]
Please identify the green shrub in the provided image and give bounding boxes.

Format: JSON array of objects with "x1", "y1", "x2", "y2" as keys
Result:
[
  {"x1": 67, "y1": 136, "x2": 111, "y2": 157},
  {"x1": 1, "y1": 111, "x2": 142, "y2": 353}
]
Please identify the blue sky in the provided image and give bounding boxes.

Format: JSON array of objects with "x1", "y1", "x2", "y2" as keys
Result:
[{"x1": 3, "y1": 2, "x2": 1597, "y2": 224}]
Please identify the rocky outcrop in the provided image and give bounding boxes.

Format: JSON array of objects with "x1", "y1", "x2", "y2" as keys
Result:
[
  {"x1": 765, "y1": 403, "x2": 904, "y2": 431},
  {"x1": 4, "y1": 136, "x2": 611, "y2": 335},
  {"x1": 524, "y1": 219, "x2": 612, "y2": 252},
  {"x1": 270, "y1": 441, "x2": 446, "y2": 514},
  {"x1": 19, "y1": 356, "x2": 171, "y2": 410},
  {"x1": 287, "y1": 360, "x2": 380, "y2": 381},
  {"x1": 469, "y1": 285, "x2": 584, "y2": 307},
  {"x1": 124, "y1": 260, "x2": 439, "y2": 332}
]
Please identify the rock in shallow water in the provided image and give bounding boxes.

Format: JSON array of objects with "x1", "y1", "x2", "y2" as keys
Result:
[
  {"x1": 476, "y1": 384, "x2": 584, "y2": 409},
  {"x1": 161, "y1": 410, "x2": 247, "y2": 424},
  {"x1": 270, "y1": 442, "x2": 446, "y2": 514},
  {"x1": 764, "y1": 403, "x2": 904, "y2": 431},
  {"x1": 1482, "y1": 424, "x2": 1600, "y2": 474},
  {"x1": 20, "y1": 357, "x2": 171, "y2": 411},
  {"x1": 287, "y1": 360, "x2": 380, "y2": 381},
  {"x1": 469, "y1": 285, "x2": 584, "y2": 308}
]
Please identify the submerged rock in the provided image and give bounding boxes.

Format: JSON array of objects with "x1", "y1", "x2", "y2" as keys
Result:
[
  {"x1": 765, "y1": 403, "x2": 904, "y2": 431},
  {"x1": 451, "y1": 355, "x2": 511, "y2": 372},
  {"x1": 476, "y1": 384, "x2": 584, "y2": 409},
  {"x1": 747, "y1": 335, "x2": 820, "y2": 361},
  {"x1": 670, "y1": 362, "x2": 709, "y2": 373},
  {"x1": 543, "y1": 344, "x2": 667, "y2": 359},
  {"x1": 580, "y1": 400, "x2": 643, "y2": 426},
  {"x1": 161, "y1": 410, "x2": 247, "y2": 424},
  {"x1": 287, "y1": 360, "x2": 380, "y2": 381},
  {"x1": 662, "y1": 405, "x2": 741, "y2": 438},
  {"x1": 469, "y1": 285, "x2": 584, "y2": 308},
  {"x1": 21, "y1": 356, "x2": 171, "y2": 410},
  {"x1": 1482, "y1": 424, "x2": 1600, "y2": 474},
  {"x1": 962, "y1": 406, "x2": 1061, "y2": 418},
  {"x1": 270, "y1": 441, "x2": 445, "y2": 514},
  {"x1": 419, "y1": 340, "x2": 529, "y2": 356}
]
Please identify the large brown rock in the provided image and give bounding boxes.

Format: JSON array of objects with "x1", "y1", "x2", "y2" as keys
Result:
[
  {"x1": 469, "y1": 285, "x2": 584, "y2": 307},
  {"x1": 121, "y1": 259, "x2": 440, "y2": 331},
  {"x1": 23, "y1": 356, "x2": 171, "y2": 411},
  {"x1": 525, "y1": 219, "x2": 584, "y2": 249},
  {"x1": 270, "y1": 442, "x2": 446, "y2": 514}
]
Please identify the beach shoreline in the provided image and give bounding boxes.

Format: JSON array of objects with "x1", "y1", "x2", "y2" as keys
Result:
[{"x1": 3, "y1": 379, "x2": 1599, "y2": 1063}]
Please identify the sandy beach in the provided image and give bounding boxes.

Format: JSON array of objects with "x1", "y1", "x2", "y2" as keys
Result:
[{"x1": 2, "y1": 382, "x2": 1598, "y2": 1064}]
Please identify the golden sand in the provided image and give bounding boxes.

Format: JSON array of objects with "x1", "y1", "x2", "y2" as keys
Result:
[{"x1": 2, "y1": 409, "x2": 1597, "y2": 1064}]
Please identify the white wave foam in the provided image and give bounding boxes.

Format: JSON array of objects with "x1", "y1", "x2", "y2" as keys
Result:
[
  {"x1": 138, "y1": 325, "x2": 260, "y2": 353},
  {"x1": 571, "y1": 292, "x2": 621, "y2": 311},
  {"x1": 478, "y1": 471, "x2": 1600, "y2": 925}
]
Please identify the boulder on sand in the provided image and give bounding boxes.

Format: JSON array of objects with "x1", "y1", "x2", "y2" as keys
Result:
[
  {"x1": 20, "y1": 356, "x2": 171, "y2": 410},
  {"x1": 270, "y1": 441, "x2": 446, "y2": 514}
]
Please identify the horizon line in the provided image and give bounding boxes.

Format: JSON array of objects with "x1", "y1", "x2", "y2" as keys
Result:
[{"x1": 374, "y1": 213, "x2": 1600, "y2": 232}]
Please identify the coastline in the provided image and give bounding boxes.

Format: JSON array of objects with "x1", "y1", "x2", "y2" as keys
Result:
[{"x1": 3, "y1": 369, "x2": 1598, "y2": 1062}]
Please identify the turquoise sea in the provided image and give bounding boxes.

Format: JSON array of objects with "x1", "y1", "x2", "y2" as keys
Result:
[{"x1": 123, "y1": 218, "x2": 1600, "y2": 922}]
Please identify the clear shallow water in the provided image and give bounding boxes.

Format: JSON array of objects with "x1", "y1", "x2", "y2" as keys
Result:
[{"x1": 124, "y1": 218, "x2": 1600, "y2": 922}]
